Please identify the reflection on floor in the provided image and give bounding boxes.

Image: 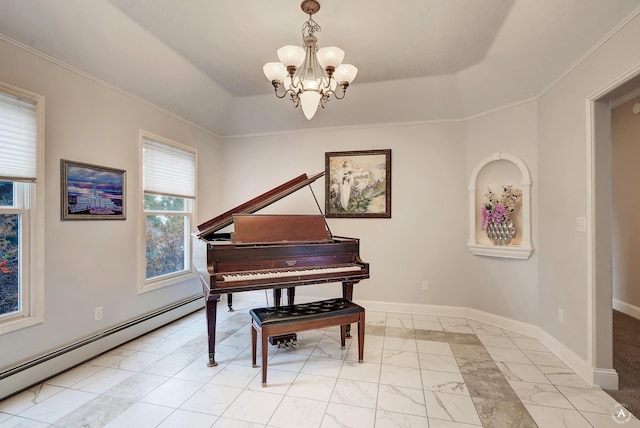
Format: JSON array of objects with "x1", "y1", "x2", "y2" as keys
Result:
[{"x1": 1, "y1": 297, "x2": 639, "y2": 427}]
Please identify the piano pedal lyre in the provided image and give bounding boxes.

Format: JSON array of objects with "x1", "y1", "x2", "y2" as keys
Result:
[
  {"x1": 282, "y1": 338, "x2": 298, "y2": 348},
  {"x1": 269, "y1": 333, "x2": 297, "y2": 348}
]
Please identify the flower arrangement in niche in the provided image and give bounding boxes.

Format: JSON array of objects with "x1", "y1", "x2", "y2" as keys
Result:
[
  {"x1": 481, "y1": 185, "x2": 522, "y2": 245},
  {"x1": 481, "y1": 186, "x2": 522, "y2": 229}
]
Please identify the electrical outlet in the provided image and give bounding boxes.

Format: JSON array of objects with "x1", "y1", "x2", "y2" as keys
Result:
[
  {"x1": 576, "y1": 217, "x2": 586, "y2": 232},
  {"x1": 422, "y1": 280, "x2": 429, "y2": 291},
  {"x1": 557, "y1": 308, "x2": 564, "y2": 324},
  {"x1": 95, "y1": 306, "x2": 103, "y2": 321}
]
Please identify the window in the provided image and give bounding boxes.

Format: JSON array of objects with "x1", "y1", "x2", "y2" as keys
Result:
[
  {"x1": 0, "y1": 82, "x2": 44, "y2": 334},
  {"x1": 141, "y1": 132, "x2": 196, "y2": 291}
]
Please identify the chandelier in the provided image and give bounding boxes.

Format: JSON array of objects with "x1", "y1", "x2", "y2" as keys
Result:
[{"x1": 263, "y1": 0, "x2": 358, "y2": 120}]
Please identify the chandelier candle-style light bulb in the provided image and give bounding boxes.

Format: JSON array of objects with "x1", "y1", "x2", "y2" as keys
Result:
[{"x1": 263, "y1": 0, "x2": 357, "y2": 120}]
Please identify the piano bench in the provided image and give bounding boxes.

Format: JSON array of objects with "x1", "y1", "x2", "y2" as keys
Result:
[{"x1": 250, "y1": 298, "x2": 365, "y2": 387}]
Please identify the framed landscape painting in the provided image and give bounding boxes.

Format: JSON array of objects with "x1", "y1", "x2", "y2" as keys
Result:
[
  {"x1": 325, "y1": 149, "x2": 391, "y2": 218},
  {"x1": 61, "y1": 159, "x2": 126, "y2": 220}
]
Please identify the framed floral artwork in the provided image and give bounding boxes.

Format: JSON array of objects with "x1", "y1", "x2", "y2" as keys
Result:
[
  {"x1": 61, "y1": 159, "x2": 126, "y2": 220},
  {"x1": 325, "y1": 149, "x2": 391, "y2": 218}
]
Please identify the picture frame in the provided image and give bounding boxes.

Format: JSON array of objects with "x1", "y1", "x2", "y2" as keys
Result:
[
  {"x1": 61, "y1": 159, "x2": 126, "y2": 220},
  {"x1": 325, "y1": 149, "x2": 391, "y2": 218}
]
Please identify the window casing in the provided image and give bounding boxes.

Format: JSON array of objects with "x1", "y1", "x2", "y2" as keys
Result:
[
  {"x1": 140, "y1": 132, "x2": 196, "y2": 292},
  {"x1": 0, "y1": 83, "x2": 44, "y2": 334}
]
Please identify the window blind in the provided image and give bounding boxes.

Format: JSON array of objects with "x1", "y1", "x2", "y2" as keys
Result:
[
  {"x1": 0, "y1": 91, "x2": 37, "y2": 182},
  {"x1": 143, "y1": 137, "x2": 196, "y2": 199}
]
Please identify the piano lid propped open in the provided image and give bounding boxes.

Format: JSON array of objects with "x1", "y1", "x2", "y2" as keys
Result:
[{"x1": 194, "y1": 171, "x2": 325, "y2": 240}]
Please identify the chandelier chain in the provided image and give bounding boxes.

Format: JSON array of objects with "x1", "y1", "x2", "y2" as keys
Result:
[{"x1": 302, "y1": 16, "x2": 321, "y2": 38}]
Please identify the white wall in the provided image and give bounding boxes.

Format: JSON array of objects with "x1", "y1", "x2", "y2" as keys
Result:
[
  {"x1": 465, "y1": 101, "x2": 539, "y2": 325},
  {"x1": 220, "y1": 116, "x2": 541, "y2": 319},
  {"x1": 0, "y1": 38, "x2": 223, "y2": 370},
  {"x1": 537, "y1": 11, "x2": 640, "y2": 367},
  {"x1": 612, "y1": 95, "x2": 640, "y2": 317}
]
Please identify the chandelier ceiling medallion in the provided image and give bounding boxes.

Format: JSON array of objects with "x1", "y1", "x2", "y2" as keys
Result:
[{"x1": 263, "y1": 0, "x2": 358, "y2": 120}]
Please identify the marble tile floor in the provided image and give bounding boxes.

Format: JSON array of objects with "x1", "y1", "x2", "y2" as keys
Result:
[{"x1": 1, "y1": 298, "x2": 639, "y2": 428}]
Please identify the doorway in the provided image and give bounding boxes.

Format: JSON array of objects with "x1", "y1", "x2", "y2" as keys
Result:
[
  {"x1": 590, "y1": 71, "x2": 640, "y2": 392},
  {"x1": 607, "y1": 91, "x2": 640, "y2": 414}
]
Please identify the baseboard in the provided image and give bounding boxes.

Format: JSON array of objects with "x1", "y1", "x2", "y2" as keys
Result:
[
  {"x1": 17, "y1": 290, "x2": 602, "y2": 394},
  {"x1": 231, "y1": 293, "x2": 613, "y2": 389},
  {"x1": 0, "y1": 295, "x2": 204, "y2": 400},
  {"x1": 613, "y1": 299, "x2": 640, "y2": 320},
  {"x1": 356, "y1": 299, "x2": 469, "y2": 318},
  {"x1": 593, "y1": 368, "x2": 620, "y2": 390}
]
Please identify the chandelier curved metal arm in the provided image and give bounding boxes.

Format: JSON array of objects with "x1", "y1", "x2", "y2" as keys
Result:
[{"x1": 263, "y1": 0, "x2": 357, "y2": 120}]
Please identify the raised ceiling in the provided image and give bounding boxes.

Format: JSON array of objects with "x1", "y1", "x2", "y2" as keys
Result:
[{"x1": 1, "y1": 0, "x2": 639, "y2": 136}]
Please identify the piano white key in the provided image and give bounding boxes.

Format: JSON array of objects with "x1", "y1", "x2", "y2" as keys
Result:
[{"x1": 220, "y1": 265, "x2": 362, "y2": 282}]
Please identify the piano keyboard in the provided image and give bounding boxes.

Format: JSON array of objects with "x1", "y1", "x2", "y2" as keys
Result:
[{"x1": 221, "y1": 265, "x2": 362, "y2": 282}]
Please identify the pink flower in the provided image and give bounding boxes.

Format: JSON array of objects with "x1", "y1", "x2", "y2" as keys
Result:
[
  {"x1": 491, "y1": 204, "x2": 508, "y2": 224},
  {"x1": 481, "y1": 204, "x2": 492, "y2": 230},
  {"x1": 1, "y1": 267, "x2": 9, "y2": 274},
  {"x1": 481, "y1": 186, "x2": 522, "y2": 229}
]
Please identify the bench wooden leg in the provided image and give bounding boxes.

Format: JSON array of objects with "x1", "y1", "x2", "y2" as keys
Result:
[
  {"x1": 358, "y1": 312, "x2": 365, "y2": 363},
  {"x1": 251, "y1": 323, "x2": 258, "y2": 368},
  {"x1": 261, "y1": 327, "x2": 269, "y2": 387}
]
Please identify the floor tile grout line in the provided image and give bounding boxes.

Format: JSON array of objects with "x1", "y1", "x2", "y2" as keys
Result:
[
  {"x1": 448, "y1": 327, "x2": 540, "y2": 427},
  {"x1": 3, "y1": 307, "x2": 637, "y2": 427}
]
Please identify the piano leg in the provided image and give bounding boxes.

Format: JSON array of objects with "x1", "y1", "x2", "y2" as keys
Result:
[
  {"x1": 273, "y1": 289, "x2": 282, "y2": 306},
  {"x1": 205, "y1": 295, "x2": 219, "y2": 367},
  {"x1": 286, "y1": 287, "x2": 295, "y2": 305},
  {"x1": 342, "y1": 282, "x2": 355, "y2": 338},
  {"x1": 342, "y1": 282, "x2": 354, "y2": 301},
  {"x1": 272, "y1": 287, "x2": 295, "y2": 306},
  {"x1": 227, "y1": 293, "x2": 234, "y2": 312}
]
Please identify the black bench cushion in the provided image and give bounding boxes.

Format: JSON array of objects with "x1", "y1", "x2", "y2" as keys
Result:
[{"x1": 250, "y1": 298, "x2": 363, "y2": 326}]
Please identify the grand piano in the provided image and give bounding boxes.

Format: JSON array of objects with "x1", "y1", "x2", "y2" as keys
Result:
[{"x1": 193, "y1": 171, "x2": 370, "y2": 366}]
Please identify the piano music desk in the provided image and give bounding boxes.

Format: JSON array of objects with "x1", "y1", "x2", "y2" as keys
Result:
[{"x1": 250, "y1": 298, "x2": 365, "y2": 387}]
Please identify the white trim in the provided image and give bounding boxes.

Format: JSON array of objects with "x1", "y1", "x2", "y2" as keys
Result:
[
  {"x1": 466, "y1": 243, "x2": 534, "y2": 259},
  {"x1": 0, "y1": 33, "x2": 222, "y2": 140},
  {"x1": 612, "y1": 299, "x2": 640, "y2": 320},
  {"x1": 467, "y1": 152, "x2": 534, "y2": 259},
  {"x1": 4, "y1": 5, "x2": 638, "y2": 141},
  {"x1": 535, "y1": 5, "x2": 640, "y2": 101},
  {"x1": 2, "y1": 2, "x2": 639, "y2": 141},
  {"x1": 222, "y1": 99, "x2": 539, "y2": 140},
  {"x1": 611, "y1": 86, "x2": 640, "y2": 108},
  {"x1": 586, "y1": 98, "x2": 596, "y2": 370},
  {"x1": 584, "y1": 64, "x2": 640, "y2": 390},
  {"x1": 371, "y1": 303, "x2": 611, "y2": 388},
  {"x1": 138, "y1": 131, "x2": 197, "y2": 293},
  {"x1": 592, "y1": 368, "x2": 619, "y2": 391},
  {"x1": 0, "y1": 83, "x2": 45, "y2": 335},
  {"x1": 230, "y1": 292, "x2": 612, "y2": 388},
  {"x1": 0, "y1": 296, "x2": 203, "y2": 400}
]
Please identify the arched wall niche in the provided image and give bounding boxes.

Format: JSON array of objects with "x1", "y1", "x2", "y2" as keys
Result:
[{"x1": 468, "y1": 152, "x2": 534, "y2": 259}]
